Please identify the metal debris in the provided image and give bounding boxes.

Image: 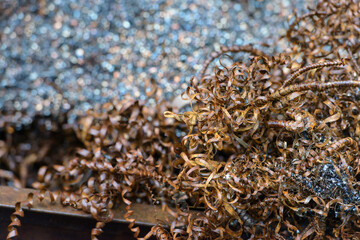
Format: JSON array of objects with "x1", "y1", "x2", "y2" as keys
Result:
[{"x1": 0, "y1": 0, "x2": 313, "y2": 127}]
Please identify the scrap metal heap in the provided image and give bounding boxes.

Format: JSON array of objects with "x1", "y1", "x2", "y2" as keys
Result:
[{"x1": 3, "y1": 0, "x2": 360, "y2": 239}]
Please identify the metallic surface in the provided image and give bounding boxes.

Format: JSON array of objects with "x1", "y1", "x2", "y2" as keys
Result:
[{"x1": 0, "y1": 186, "x2": 169, "y2": 239}]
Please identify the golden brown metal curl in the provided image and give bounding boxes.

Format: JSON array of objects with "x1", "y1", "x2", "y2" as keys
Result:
[{"x1": 199, "y1": 45, "x2": 268, "y2": 78}]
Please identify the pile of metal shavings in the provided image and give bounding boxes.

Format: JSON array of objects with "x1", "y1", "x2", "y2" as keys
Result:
[
  {"x1": 0, "y1": 0, "x2": 313, "y2": 190},
  {"x1": 5, "y1": 0, "x2": 360, "y2": 240},
  {"x1": 0, "y1": 0, "x2": 314, "y2": 127}
]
